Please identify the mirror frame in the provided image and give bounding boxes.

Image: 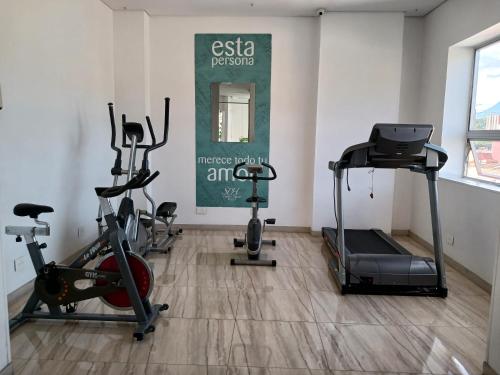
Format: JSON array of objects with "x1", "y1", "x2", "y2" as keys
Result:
[{"x1": 210, "y1": 82, "x2": 256, "y2": 143}]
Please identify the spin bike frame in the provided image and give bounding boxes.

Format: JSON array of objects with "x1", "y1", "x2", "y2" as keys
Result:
[{"x1": 6, "y1": 171, "x2": 167, "y2": 340}]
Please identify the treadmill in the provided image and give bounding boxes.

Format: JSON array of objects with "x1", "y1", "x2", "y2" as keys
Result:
[{"x1": 322, "y1": 123, "x2": 448, "y2": 297}]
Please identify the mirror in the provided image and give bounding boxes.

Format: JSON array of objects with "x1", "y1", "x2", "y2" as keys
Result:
[{"x1": 211, "y1": 82, "x2": 255, "y2": 143}]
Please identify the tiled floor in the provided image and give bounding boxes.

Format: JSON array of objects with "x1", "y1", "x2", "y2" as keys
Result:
[{"x1": 8, "y1": 231, "x2": 490, "y2": 375}]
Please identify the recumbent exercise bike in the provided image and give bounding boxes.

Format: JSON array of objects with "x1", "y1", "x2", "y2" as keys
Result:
[{"x1": 231, "y1": 162, "x2": 278, "y2": 267}]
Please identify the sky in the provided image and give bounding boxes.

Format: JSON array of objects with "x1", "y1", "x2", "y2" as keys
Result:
[{"x1": 475, "y1": 40, "x2": 500, "y2": 113}]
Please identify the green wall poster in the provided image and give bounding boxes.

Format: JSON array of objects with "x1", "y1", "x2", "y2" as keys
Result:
[{"x1": 195, "y1": 34, "x2": 272, "y2": 207}]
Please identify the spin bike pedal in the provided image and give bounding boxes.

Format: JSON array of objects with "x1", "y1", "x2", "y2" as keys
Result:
[
  {"x1": 264, "y1": 218, "x2": 276, "y2": 225},
  {"x1": 233, "y1": 238, "x2": 245, "y2": 247}
]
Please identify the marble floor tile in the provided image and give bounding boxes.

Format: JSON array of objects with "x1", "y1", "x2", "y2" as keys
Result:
[
  {"x1": 60, "y1": 325, "x2": 152, "y2": 363},
  {"x1": 302, "y1": 267, "x2": 336, "y2": 292},
  {"x1": 10, "y1": 322, "x2": 58, "y2": 359},
  {"x1": 190, "y1": 249, "x2": 245, "y2": 266},
  {"x1": 236, "y1": 288, "x2": 315, "y2": 322},
  {"x1": 17, "y1": 359, "x2": 93, "y2": 375},
  {"x1": 227, "y1": 368, "x2": 331, "y2": 375},
  {"x1": 318, "y1": 323, "x2": 430, "y2": 373},
  {"x1": 11, "y1": 359, "x2": 29, "y2": 374},
  {"x1": 245, "y1": 266, "x2": 307, "y2": 290},
  {"x1": 161, "y1": 286, "x2": 238, "y2": 319},
  {"x1": 229, "y1": 320, "x2": 328, "y2": 369},
  {"x1": 149, "y1": 245, "x2": 199, "y2": 264},
  {"x1": 297, "y1": 247, "x2": 333, "y2": 269},
  {"x1": 89, "y1": 363, "x2": 228, "y2": 375},
  {"x1": 309, "y1": 291, "x2": 400, "y2": 325},
  {"x1": 292, "y1": 236, "x2": 326, "y2": 253},
  {"x1": 6, "y1": 231, "x2": 492, "y2": 375},
  {"x1": 402, "y1": 325, "x2": 487, "y2": 375},
  {"x1": 363, "y1": 294, "x2": 489, "y2": 328},
  {"x1": 151, "y1": 260, "x2": 189, "y2": 286},
  {"x1": 206, "y1": 232, "x2": 242, "y2": 251},
  {"x1": 330, "y1": 372, "x2": 426, "y2": 375},
  {"x1": 179, "y1": 264, "x2": 252, "y2": 289},
  {"x1": 171, "y1": 232, "x2": 208, "y2": 248},
  {"x1": 89, "y1": 362, "x2": 148, "y2": 374},
  {"x1": 467, "y1": 325, "x2": 489, "y2": 342},
  {"x1": 149, "y1": 318, "x2": 234, "y2": 365},
  {"x1": 445, "y1": 271, "x2": 490, "y2": 297}
]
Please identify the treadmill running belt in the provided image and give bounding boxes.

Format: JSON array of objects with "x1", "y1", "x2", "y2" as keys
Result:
[{"x1": 345, "y1": 229, "x2": 400, "y2": 255}]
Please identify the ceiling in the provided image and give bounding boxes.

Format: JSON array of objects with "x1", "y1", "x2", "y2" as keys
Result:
[{"x1": 101, "y1": 0, "x2": 447, "y2": 17}]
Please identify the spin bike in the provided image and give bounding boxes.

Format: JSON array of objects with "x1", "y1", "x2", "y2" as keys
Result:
[
  {"x1": 231, "y1": 162, "x2": 278, "y2": 267},
  {"x1": 6, "y1": 170, "x2": 168, "y2": 341},
  {"x1": 97, "y1": 97, "x2": 181, "y2": 255}
]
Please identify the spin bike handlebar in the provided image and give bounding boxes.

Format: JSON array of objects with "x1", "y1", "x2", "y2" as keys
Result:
[
  {"x1": 99, "y1": 170, "x2": 160, "y2": 198},
  {"x1": 232, "y1": 162, "x2": 277, "y2": 181}
]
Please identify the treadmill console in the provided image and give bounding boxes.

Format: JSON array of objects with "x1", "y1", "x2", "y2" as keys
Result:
[{"x1": 369, "y1": 124, "x2": 433, "y2": 156}]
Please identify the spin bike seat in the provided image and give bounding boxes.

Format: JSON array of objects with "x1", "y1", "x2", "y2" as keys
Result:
[
  {"x1": 157, "y1": 202, "x2": 177, "y2": 218},
  {"x1": 14, "y1": 203, "x2": 54, "y2": 218},
  {"x1": 246, "y1": 196, "x2": 267, "y2": 203}
]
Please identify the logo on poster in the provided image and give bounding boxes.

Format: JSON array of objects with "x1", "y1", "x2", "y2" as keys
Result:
[
  {"x1": 211, "y1": 37, "x2": 255, "y2": 67},
  {"x1": 222, "y1": 187, "x2": 241, "y2": 201}
]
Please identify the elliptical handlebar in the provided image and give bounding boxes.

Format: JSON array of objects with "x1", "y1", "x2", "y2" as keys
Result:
[
  {"x1": 108, "y1": 103, "x2": 122, "y2": 175},
  {"x1": 146, "y1": 116, "x2": 156, "y2": 146},
  {"x1": 232, "y1": 162, "x2": 277, "y2": 181},
  {"x1": 106, "y1": 97, "x2": 171, "y2": 174},
  {"x1": 141, "y1": 97, "x2": 170, "y2": 170}
]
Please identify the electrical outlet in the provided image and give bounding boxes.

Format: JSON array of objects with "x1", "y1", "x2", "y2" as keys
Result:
[
  {"x1": 14, "y1": 256, "x2": 28, "y2": 272},
  {"x1": 196, "y1": 207, "x2": 207, "y2": 215},
  {"x1": 446, "y1": 234, "x2": 454, "y2": 246},
  {"x1": 77, "y1": 226, "x2": 85, "y2": 238}
]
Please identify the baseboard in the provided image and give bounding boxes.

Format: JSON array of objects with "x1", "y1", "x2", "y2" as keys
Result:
[
  {"x1": 7, "y1": 279, "x2": 33, "y2": 306},
  {"x1": 483, "y1": 361, "x2": 499, "y2": 375},
  {"x1": 0, "y1": 363, "x2": 13, "y2": 375},
  {"x1": 391, "y1": 229, "x2": 409, "y2": 236},
  {"x1": 408, "y1": 230, "x2": 492, "y2": 294},
  {"x1": 178, "y1": 224, "x2": 311, "y2": 233}
]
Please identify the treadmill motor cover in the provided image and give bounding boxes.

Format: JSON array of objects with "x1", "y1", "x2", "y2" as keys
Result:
[{"x1": 347, "y1": 254, "x2": 437, "y2": 286}]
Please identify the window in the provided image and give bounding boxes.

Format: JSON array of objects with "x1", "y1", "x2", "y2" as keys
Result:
[{"x1": 465, "y1": 40, "x2": 500, "y2": 184}]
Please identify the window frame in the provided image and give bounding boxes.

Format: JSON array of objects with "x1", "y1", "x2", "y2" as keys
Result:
[{"x1": 464, "y1": 39, "x2": 500, "y2": 185}]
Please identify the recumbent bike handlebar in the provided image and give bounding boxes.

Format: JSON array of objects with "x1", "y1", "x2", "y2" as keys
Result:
[{"x1": 233, "y1": 162, "x2": 277, "y2": 181}]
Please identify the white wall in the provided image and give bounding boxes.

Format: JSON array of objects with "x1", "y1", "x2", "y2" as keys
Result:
[
  {"x1": 311, "y1": 12, "x2": 404, "y2": 232},
  {"x1": 392, "y1": 18, "x2": 424, "y2": 231},
  {"x1": 410, "y1": 0, "x2": 500, "y2": 283},
  {"x1": 0, "y1": 244, "x2": 10, "y2": 373},
  {"x1": 487, "y1": 235, "x2": 500, "y2": 373},
  {"x1": 0, "y1": 0, "x2": 115, "y2": 294},
  {"x1": 125, "y1": 16, "x2": 319, "y2": 226}
]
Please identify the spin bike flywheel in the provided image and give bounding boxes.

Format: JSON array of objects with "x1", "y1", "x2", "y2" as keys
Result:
[{"x1": 95, "y1": 252, "x2": 154, "y2": 309}]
